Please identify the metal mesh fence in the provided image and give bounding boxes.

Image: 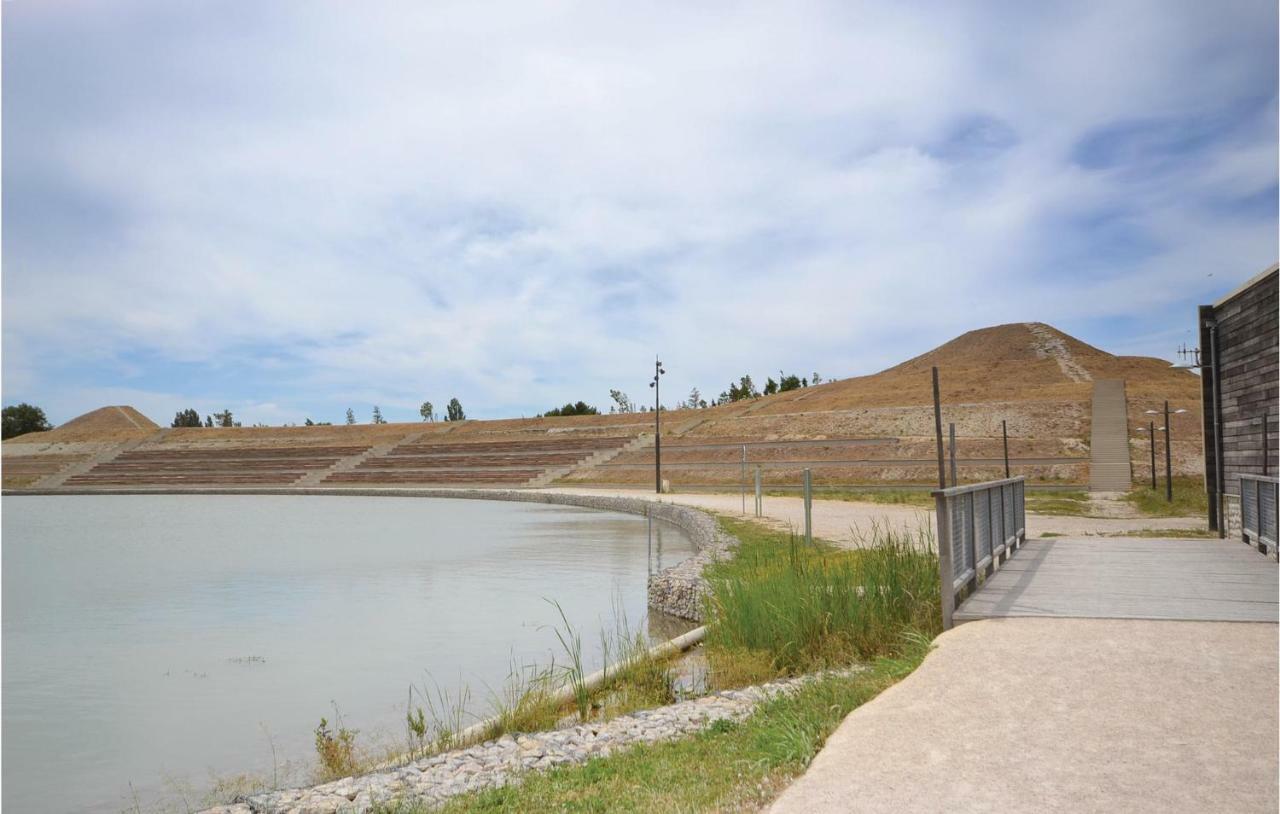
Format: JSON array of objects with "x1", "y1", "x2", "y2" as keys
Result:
[
  {"x1": 1002, "y1": 484, "x2": 1015, "y2": 542},
  {"x1": 975, "y1": 489, "x2": 992, "y2": 564},
  {"x1": 1261, "y1": 481, "x2": 1277, "y2": 543},
  {"x1": 1243, "y1": 482, "x2": 1259, "y2": 537}
]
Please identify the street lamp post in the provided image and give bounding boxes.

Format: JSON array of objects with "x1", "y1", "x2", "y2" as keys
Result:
[
  {"x1": 1136, "y1": 422, "x2": 1158, "y2": 490},
  {"x1": 649, "y1": 357, "x2": 665, "y2": 493},
  {"x1": 1145, "y1": 402, "x2": 1188, "y2": 502}
]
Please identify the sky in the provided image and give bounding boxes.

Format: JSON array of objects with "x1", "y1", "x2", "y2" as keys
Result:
[{"x1": 3, "y1": 1, "x2": 1277, "y2": 426}]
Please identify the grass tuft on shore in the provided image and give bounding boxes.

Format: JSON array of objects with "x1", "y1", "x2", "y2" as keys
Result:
[{"x1": 703, "y1": 516, "x2": 940, "y2": 681}]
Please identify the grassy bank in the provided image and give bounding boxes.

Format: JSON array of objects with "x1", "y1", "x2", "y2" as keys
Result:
[
  {"x1": 380, "y1": 517, "x2": 940, "y2": 812},
  {"x1": 762, "y1": 487, "x2": 1113, "y2": 518},
  {"x1": 401, "y1": 640, "x2": 930, "y2": 813},
  {"x1": 767, "y1": 488, "x2": 935, "y2": 508},
  {"x1": 1124, "y1": 477, "x2": 1208, "y2": 517}
]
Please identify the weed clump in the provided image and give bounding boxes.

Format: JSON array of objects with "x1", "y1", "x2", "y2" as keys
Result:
[
  {"x1": 314, "y1": 715, "x2": 359, "y2": 779},
  {"x1": 704, "y1": 517, "x2": 940, "y2": 683}
]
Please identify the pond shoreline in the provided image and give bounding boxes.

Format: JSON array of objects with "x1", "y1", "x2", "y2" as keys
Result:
[{"x1": 3, "y1": 486, "x2": 735, "y2": 620}]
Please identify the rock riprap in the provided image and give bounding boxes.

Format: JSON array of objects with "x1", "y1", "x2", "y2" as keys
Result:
[{"x1": 202, "y1": 673, "x2": 833, "y2": 814}]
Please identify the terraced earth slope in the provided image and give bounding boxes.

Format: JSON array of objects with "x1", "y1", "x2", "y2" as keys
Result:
[{"x1": 2, "y1": 323, "x2": 1203, "y2": 491}]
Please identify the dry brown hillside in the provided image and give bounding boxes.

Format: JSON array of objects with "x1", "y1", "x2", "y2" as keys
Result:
[
  {"x1": 8, "y1": 405, "x2": 159, "y2": 444},
  {"x1": 2, "y1": 323, "x2": 1204, "y2": 490}
]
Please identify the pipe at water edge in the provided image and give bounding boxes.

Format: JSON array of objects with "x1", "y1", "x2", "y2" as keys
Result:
[{"x1": 373, "y1": 624, "x2": 708, "y2": 771}]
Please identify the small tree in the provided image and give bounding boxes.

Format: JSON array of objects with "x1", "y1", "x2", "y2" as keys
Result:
[
  {"x1": 345, "y1": 408, "x2": 356, "y2": 425},
  {"x1": 419, "y1": 401, "x2": 435, "y2": 422},
  {"x1": 687, "y1": 387, "x2": 701, "y2": 408},
  {"x1": 372, "y1": 406, "x2": 386, "y2": 424},
  {"x1": 763, "y1": 378, "x2": 778, "y2": 396},
  {"x1": 171, "y1": 408, "x2": 202, "y2": 428},
  {"x1": 609, "y1": 389, "x2": 633, "y2": 414},
  {"x1": 204, "y1": 415, "x2": 214, "y2": 428},
  {"x1": 2, "y1": 403, "x2": 52, "y2": 439},
  {"x1": 212, "y1": 409, "x2": 235, "y2": 428},
  {"x1": 812, "y1": 372, "x2": 822, "y2": 385},
  {"x1": 445, "y1": 398, "x2": 465, "y2": 422}
]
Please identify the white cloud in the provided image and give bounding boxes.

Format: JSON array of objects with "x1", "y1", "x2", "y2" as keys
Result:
[{"x1": 3, "y1": 0, "x2": 1276, "y2": 424}]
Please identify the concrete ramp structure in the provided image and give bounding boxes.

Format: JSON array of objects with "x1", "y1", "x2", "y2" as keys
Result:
[{"x1": 1089, "y1": 379, "x2": 1132, "y2": 492}]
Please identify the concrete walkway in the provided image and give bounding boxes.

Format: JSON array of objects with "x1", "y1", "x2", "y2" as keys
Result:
[{"x1": 769, "y1": 618, "x2": 1279, "y2": 814}]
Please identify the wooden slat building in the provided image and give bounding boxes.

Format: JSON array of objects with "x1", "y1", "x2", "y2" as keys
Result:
[{"x1": 1199, "y1": 263, "x2": 1279, "y2": 532}]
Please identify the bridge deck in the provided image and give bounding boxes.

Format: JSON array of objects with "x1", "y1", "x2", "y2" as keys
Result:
[{"x1": 954, "y1": 537, "x2": 1279, "y2": 623}]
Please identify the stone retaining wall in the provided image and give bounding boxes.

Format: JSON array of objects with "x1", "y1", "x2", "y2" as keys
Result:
[{"x1": 203, "y1": 670, "x2": 848, "y2": 814}]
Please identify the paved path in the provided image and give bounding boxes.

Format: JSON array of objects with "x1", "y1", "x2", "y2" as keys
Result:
[
  {"x1": 542, "y1": 487, "x2": 1204, "y2": 546},
  {"x1": 955, "y1": 537, "x2": 1278, "y2": 623},
  {"x1": 770, "y1": 618, "x2": 1279, "y2": 814}
]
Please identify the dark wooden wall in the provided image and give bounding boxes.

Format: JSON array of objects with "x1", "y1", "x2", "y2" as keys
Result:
[{"x1": 1200, "y1": 266, "x2": 1279, "y2": 529}]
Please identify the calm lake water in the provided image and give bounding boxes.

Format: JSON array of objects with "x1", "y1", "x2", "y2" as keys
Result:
[{"x1": 2, "y1": 494, "x2": 694, "y2": 813}]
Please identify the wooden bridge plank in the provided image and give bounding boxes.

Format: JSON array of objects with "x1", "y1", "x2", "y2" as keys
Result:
[{"x1": 954, "y1": 537, "x2": 1279, "y2": 623}]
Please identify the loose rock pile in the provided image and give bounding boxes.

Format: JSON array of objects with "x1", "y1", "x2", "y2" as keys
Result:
[{"x1": 203, "y1": 674, "x2": 828, "y2": 814}]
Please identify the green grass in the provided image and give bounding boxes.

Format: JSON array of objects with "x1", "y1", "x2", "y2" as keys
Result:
[
  {"x1": 1124, "y1": 477, "x2": 1208, "y2": 517},
  {"x1": 767, "y1": 488, "x2": 935, "y2": 508},
  {"x1": 381, "y1": 636, "x2": 931, "y2": 814},
  {"x1": 703, "y1": 517, "x2": 941, "y2": 679},
  {"x1": 763, "y1": 487, "x2": 1099, "y2": 516},
  {"x1": 1024, "y1": 491, "x2": 1089, "y2": 516}
]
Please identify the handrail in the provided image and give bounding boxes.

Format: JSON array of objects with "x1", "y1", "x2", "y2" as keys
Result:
[
  {"x1": 932, "y1": 475, "x2": 1025, "y2": 499},
  {"x1": 933, "y1": 476, "x2": 1027, "y2": 629},
  {"x1": 1239, "y1": 474, "x2": 1278, "y2": 560}
]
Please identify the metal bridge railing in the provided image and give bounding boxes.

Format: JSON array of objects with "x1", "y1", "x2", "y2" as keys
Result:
[
  {"x1": 1240, "y1": 474, "x2": 1279, "y2": 560},
  {"x1": 933, "y1": 476, "x2": 1026, "y2": 629}
]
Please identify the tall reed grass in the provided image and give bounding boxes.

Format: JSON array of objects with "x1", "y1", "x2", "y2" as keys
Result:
[{"x1": 704, "y1": 518, "x2": 940, "y2": 677}]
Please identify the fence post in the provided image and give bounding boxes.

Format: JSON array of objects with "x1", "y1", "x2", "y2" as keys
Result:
[
  {"x1": 949, "y1": 423, "x2": 958, "y2": 487},
  {"x1": 966, "y1": 491, "x2": 978, "y2": 595},
  {"x1": 754, "y1": 465, "x2": 762, "y2": 517},
  {"x1": 1002, "y1": 419, "x2": 1010, "y2": 478},
  {"x1": 803, "y1": 468, "x2": 813, "y2": 546},
  {"x1": 646, "y1": 505, "x2": 653, "y2": 575},
  {"x1": 935, "y1": 491, "x2": 955, "y2": 630}
]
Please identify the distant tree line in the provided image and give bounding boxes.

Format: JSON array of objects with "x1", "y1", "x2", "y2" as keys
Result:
[
  {"x1": 541, "y1": 401, "x2": 599, "y2": 417},
  {"x1": 164, "y1": 397, "x2": 469, "y2": 428},
  {"x1": 2, "y1": 403, "x2": 52, "y2": 439},
  {"x1": 607, "y1": 369, "x2": 830, "y2": 413}
]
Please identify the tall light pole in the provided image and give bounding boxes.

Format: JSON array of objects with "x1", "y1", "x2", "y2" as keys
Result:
[
  {"x1": 1146, "y1": 402, "x2": 1188, "y2": 502},
  {"x1": 1175, "y1": 335, "x2": 1221, "y2": 535},
  {"x1": 649, "y1": 357, "x2": 665, "y2": 493},
  {"x1": 1135, "y1": 423, "x2": 1160, "y2": 490}
]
